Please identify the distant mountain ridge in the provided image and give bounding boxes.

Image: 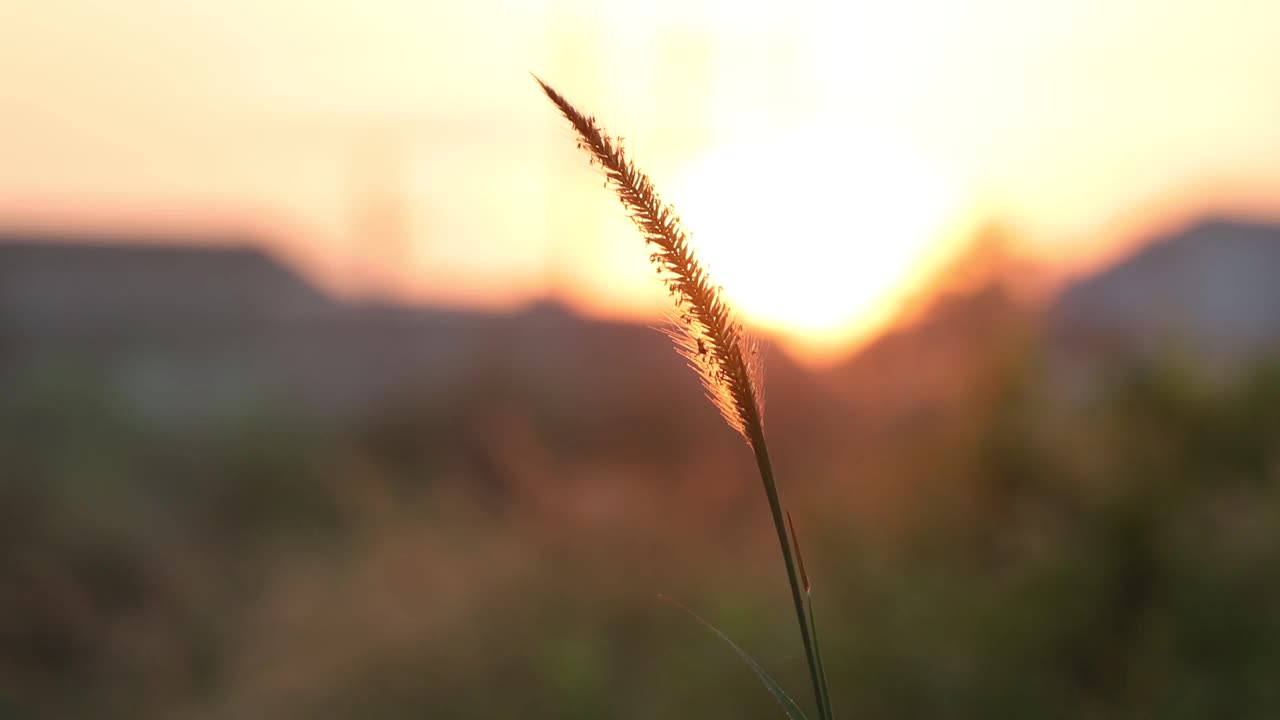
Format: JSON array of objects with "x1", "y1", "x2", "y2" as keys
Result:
[
  {"x1": 0, "y1": 232, "x2": 821, "y2": 441},
  {"x1": 1048, "y1": 217, "x2": 1280, "y2": 368},
  {"x1": 5, "y1": 216, "x2": 1279, "y2": 430}
]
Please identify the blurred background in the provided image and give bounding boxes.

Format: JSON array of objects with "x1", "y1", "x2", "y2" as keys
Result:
[{"x1": 4, "y1": 1, "x2": 1280, "y2": 717}]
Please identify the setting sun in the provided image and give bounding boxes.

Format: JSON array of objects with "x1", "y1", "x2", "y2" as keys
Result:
[{"x1": 670, "y1": 124, "x2": 973, "y2": 361}]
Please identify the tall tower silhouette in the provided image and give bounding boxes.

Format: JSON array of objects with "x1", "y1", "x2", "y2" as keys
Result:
[
  {"x1": 347, "y1": 125, "x2": 412, "y2": 297},
  {"x1": 536, "y1": 0, "x2": 609, "y2": 305}
]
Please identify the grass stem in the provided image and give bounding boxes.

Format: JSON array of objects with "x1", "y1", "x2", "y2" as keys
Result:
[
  {"x1": 752, "y1": 437, "x2": 830, "y2": 720},
  {"x1": 536, "y1": 75, "x2": 833, "y2": 719}
]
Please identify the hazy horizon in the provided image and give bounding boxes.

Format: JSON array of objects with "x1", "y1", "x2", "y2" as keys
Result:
[{"x1": 5, "y1": 0, "x2": 1280, "y2": 360}]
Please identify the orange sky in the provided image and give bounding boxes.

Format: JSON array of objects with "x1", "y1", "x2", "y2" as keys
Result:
[{"x1": 3, "y1": 0, "x2": 1280, "y2": 362}]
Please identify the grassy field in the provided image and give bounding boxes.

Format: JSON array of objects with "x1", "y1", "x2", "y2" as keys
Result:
[{"x1": 5, "y1": 79, "x2": 1280, "y2": 719}]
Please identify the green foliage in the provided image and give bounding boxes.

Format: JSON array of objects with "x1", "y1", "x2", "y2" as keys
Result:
[{"x1": 5, "y1": 351, "x2": 1280, "y2": 717}]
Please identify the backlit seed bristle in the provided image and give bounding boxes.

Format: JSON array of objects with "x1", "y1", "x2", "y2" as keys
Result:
[{"x1": 535, "y1": 76, "x2": 765, "y2": 443}]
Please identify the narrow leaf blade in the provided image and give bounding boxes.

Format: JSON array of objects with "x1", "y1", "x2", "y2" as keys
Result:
[{"x1": 659, "y1": 595, "x2": 811, "y2": 720}]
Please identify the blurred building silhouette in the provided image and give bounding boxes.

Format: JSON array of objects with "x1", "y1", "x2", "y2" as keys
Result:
[
  {"x1": 0, "y1": 236, "x2": 332, "y2": 325},
  {"x1": 0, "y1": 233, "x2": 506, "y2": 424}
]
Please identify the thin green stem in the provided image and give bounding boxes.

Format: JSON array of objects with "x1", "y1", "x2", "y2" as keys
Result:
[
  {"x1": 806, "y1": 594, "x2": 833, "y2": 720},
  {"x1": 788, "y1": 509, "x2": 833, "y2": 720},
  {"x1": 749, "y1": 434, "x2": 831, "y2": 720},
  {"x1": 534, "y1": 75, "x2": 833, "y2": 718}
]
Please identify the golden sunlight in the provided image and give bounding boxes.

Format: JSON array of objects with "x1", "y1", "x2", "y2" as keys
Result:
[{"x1": 671, "y1": 123, "x2": 973, "y2": 362}]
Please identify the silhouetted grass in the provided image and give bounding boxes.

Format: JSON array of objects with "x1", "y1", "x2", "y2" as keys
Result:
[{"x1": 536, "y1": 75, "x2": 833, "y2": 720}]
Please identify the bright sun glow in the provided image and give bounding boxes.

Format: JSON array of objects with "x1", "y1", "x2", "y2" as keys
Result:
[{"x1": 671, "y1": 124, "x2": 973, "y2": 363}]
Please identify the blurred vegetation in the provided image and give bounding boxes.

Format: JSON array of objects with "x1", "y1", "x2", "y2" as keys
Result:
[{"x1": 3, "y1": 336, "x2": 1280, "y2": 719}]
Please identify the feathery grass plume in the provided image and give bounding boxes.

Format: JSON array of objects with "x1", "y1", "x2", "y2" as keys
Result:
[
  {"x1": 535, "y1": 75, "x2": 833, "y2": 720},
  {"x1": 533, "y1": 75, "x2": 763, "y2": 441}
]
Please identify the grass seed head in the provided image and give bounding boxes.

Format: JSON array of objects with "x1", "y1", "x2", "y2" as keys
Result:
[{"x1": 534, "y1": 75, "x2": 766, "y2": 444}]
